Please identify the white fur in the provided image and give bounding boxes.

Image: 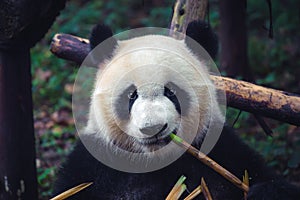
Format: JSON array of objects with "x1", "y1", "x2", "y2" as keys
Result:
[{"x1": 85, "y1": 35, "x2": 224, "y2": 154}]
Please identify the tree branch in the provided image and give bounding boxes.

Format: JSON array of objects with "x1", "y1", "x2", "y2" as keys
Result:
[
  {"x1": 211, "y1": 76, "x2": 300, "y2": 126},
  {"x1": 50, "y1": 33, "x2": 300, "y2": 126},
  {"x1": 50, "y1": 33, "x2": 90, "y2": 64}
]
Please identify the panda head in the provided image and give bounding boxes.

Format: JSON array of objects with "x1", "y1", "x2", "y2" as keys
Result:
[{"x1": 82, "y1": 23, "x2": 224, "y2": 157}]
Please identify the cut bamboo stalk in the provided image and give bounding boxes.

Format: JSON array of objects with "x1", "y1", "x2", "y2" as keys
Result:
[
  {"x1": 50, "y1": 182, "x2": 93, "y2": 200},
  {"x1": 170, "y1": 134, "x2": 249, "y2": 193}
]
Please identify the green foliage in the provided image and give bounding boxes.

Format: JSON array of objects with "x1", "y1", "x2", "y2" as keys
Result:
[
  {"x1": 243, "y1": 1, "x2": 300, "y2": 175},
  {"x1": 141, "y1": 7, "x2": 173, "y2": 27},
  {"x1": 37, "y1": 167, "x2": 55, "y2": 198},
  {"x1": 246, "y1": 1, "x2": 300, "y2": 174},
  {"x1": 247, "y1": 0, "x2": 300, "y2": 91},
  {"x1": 240, "y1": 124, "x2": 300, "y2": 175},
  {"x1": 36, "y1": 124, "x2": 76, "y2": 199},
  {"x1": 226, "y1": 108, "x2": 250, "y2": 129}
]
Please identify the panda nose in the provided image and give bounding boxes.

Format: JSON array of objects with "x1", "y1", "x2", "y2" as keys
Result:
[{"x1": 140, "y1": 123, "x2": 168, "y2": 136}]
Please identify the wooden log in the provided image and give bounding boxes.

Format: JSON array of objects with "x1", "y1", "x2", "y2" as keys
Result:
[
  {"x1": 50, "y1": 34, "x2": 90, "y2": 64},
  {"x1": 50, "y1": 33, "x2": 300, "y2": 126},
  {"x1": 211, "y1": 76, "x2": 300, "y2": 126}
]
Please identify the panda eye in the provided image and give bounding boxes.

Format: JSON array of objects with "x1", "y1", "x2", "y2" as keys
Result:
[
  {"x1": 164, "y1": 86, "x2": 181, "y2": 114},
  {"x1": 128, "y1": 90, "x2": 138, "y2": 100},
  {"x1": 128, "y1": 90, "x2": 138, "y2": 112},
  {"x1": 164, "y1": 87, "x2": 176, "y2": 97}
]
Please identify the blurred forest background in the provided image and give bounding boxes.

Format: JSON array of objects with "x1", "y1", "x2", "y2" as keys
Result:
[{"x1": 31, "y1": 0, "x2": 300, "y2": 199}]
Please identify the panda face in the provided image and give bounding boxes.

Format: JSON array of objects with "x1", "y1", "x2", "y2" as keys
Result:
[
  {"x1": 86, "y1": 34, "x2": 223, "y2": 154},
  {"x1": 105, "y1": 63, "x2": 195, "y2": 152}
]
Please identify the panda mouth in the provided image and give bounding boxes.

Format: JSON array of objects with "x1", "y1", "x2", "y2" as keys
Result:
[{"x1": 137, "y1": 129, "x2": 177, "y2": 146}]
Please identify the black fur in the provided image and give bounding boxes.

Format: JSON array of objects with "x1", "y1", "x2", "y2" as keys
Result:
[
  {"x1": 89, "y1": 24, "x2": 114, "y2": 50},
  {"x1": 186, "y1": 20, "x2": 219, "y2": 59},
  {"x1": 53, "y1": 126, "x2": 299, "y2": 199},
  {"x1": 88, "y1": 24, "x2": 117, "y2": 66}
]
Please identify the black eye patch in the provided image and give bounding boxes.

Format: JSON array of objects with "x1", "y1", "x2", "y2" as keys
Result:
[
  {"x1": 164, "y1": 86, "x2": 181, "y2": 114},
  {"x1": 165, "y1": 82, "x2": 190, "y2": 116},
  {"x1": 114, "y1": 84, "x2": 137, "y2": 119}
]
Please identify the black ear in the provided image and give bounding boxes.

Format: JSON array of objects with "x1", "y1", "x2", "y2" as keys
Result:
[
  {"x1": 88, "y1": 24, "x2": 117, "y2": 66},
  {"x1": 90, "y1": 24, "x2": 115, "y2": 49},
  {"x1": 185, "y1": 20, "x2": 218, "y2": 59}
]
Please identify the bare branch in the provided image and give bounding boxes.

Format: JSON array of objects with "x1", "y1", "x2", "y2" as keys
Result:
[
  {"x1": 50, "y1": 33, "x2": 90, "y2": 64},
  {"x1": 211, "y1": 76, "x2": 300, "y2": 126}
]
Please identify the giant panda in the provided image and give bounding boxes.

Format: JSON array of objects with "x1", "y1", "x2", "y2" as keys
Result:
[{"x1": 53, "y1": 21, "x2": 300, "y2": 199}]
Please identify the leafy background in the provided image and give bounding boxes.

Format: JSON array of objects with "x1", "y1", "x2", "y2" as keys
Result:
[{"x1": 31, "y1": 0, "x2": 300, "y2": 199}]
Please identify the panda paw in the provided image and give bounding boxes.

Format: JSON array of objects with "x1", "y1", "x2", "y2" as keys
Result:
[{"x1": 247, "y1": 180, "x2": 300, "y2": 200}]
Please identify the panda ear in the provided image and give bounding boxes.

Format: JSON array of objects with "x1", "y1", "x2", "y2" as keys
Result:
[
  {"x1": 185, "y1": 20, "x2": 218, "y2": 59},
  {"x1": 88, "y1": 24, "x2": 118, "y2": 66},
  {"x1": 90, "y1": 24, "x2": 115, "y2": 49}
]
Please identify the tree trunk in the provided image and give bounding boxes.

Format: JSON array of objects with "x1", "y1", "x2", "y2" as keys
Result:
[
  {"x1": 219, "y1": 0, "x2": 252, "y2": 80},
  {"x1": 0, "y1": 48, "x2": 37, "y2": 199}
]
